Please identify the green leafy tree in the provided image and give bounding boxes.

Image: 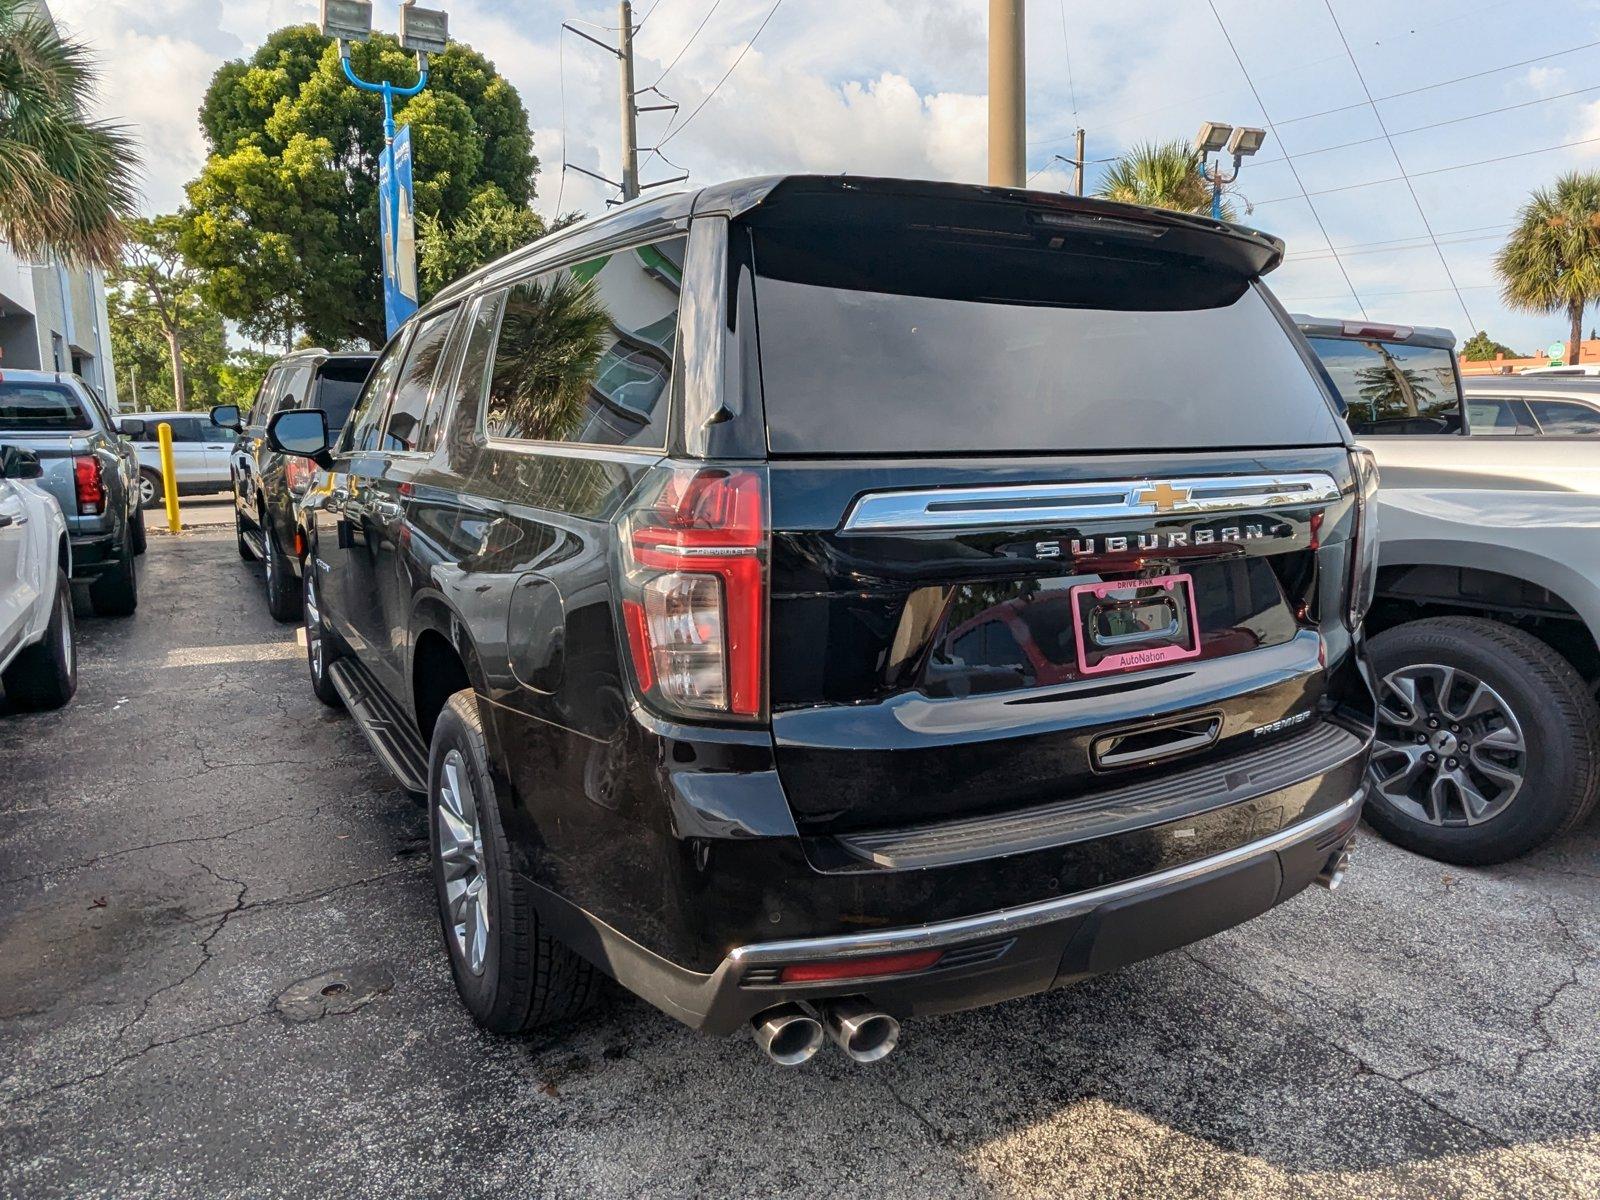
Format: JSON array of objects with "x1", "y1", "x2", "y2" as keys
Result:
[
  {"x1": 1460, "y1": 330, "x2": 1518, "y2": 361},
  {"x1": 1496, "y1": 172, "x2": 1600, "y2": 366},
  {"x1": 0, "y1": 0, "x2": 139, "y2": 266},
  {"x1": 215, "y1": 348, "x2": 277, "y2": 414},
  {"x1": 181, "y1": 25, "x2": 539, "y2": 347},
  {"x1": 107, "y1": 284, "x2": 227, "y2": 413},
  {"x1": 1096, "y1": 140, "x2": 1232, "y2": 219},
  {"x1": 418, "y1": 185, "x2": 547, "y2": 294},
  {"x1": 108, "y1": 216, "x2": 219, "y2": 411},
  {"x1": 487, "y1": 273, "x2": 611, "y2": 442}
]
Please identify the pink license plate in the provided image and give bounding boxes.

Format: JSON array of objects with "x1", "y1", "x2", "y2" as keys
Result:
[{"x1": 1070, "y1": 573, "x2": 1202, "y2": 676}]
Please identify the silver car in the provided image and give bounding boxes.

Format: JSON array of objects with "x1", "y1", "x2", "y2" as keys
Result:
[{"x1": 122, "y1": 412, "x2": 234, "y2": 508}]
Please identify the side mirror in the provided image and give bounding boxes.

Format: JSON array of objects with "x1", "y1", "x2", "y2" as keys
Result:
[
  {"x1": 118, "y1": 417, "x2": 146, "y2": 438},
  {"x1": 210, "y1": 404, "x2": 242, "y2": 432},
  {"x1": 267, "y1": 408, "x2": 332, "y2": 468},
  {"x1": 0, "y1": 445, "x2": 43, "y2": 481}
]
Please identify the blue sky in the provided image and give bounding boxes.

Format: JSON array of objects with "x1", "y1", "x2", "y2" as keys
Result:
[{"x1": 50, "y1": 0, "x2": 1600, "y2": 355}]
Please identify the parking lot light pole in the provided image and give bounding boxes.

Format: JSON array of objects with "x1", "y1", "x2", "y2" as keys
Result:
[{"x1": 1192, "y1": 121, "x2": 1266, "y2": 220}]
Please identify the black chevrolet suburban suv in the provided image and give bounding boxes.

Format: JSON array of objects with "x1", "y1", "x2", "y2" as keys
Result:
[
  {"x1": 209, "y1": 348, "x2": 375, "y2": 620},
  {"x1": 265, "y1": 176, "x2": 1378, "y2": 1065}
]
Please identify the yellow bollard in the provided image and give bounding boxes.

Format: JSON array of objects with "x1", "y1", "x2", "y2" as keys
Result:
[{"x1": 157, "y1": 420, "x2": 182, "y2": 533}]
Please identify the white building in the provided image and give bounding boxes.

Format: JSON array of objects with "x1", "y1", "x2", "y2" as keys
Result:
[{"x1": 0, "y1": 0, "x2": 118, "y2": 408}]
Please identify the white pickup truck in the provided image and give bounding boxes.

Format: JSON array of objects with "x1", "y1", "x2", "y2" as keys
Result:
[
  {"x1": 1297, "y1": 315, "x2": 1600, "y2": 864},
  {"x1": 0, "y1": 444, "x2": 75, "y2": 710}
]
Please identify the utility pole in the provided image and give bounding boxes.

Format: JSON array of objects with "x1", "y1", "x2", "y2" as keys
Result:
[
  {"x1": 1073, "y1": 128, "x2": 1085, "y2": 196},
  {"x1": 988, "y1": 0, "x2": 1025, "y2": 187},
  {"x1": 618, "y1": 1, "x2": 641, "y2": 201}
]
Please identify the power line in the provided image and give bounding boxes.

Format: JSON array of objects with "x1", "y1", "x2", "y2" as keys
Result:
[
  {"x1": 1290, "y1": 231, "x2": 1510, "y2": 263},
  {"x1": 1285, "y1": 222, "x2": 1514, "y2": 261},
  {"x1": 1275, "y1": 40, "x2": 1600, "y2": 129},
  {"x1": 651, "y1": 0, "x2": 725, "y2": 88},
  {"x1": 1056, "y1": 0, "x2": 1079, "y2": 118},
  {"x1": 1027, "y1": 0, "x2": 1558, "y2": 148},
  {"x1": 652, "y1": 0, "x2": 784, "y2": 153},
  {"x1": 556, "y1": 29, "x2": 569, "y2": 214},
  {"x1": 1251, "y1": 83, "x2": 1600, "y2": 167},
  {"x1": 1320, "y1": 0, "x2": 1475, "y2": 330},
  {"x1": 1252, "y1": 136, "x2": 1600, "y2": 206},
  {"x1": 1277, "y1": 282, "x2": 1499, "y2": 304},
  {"x1": 1205, "y1": 0, "x2": 1368, "y2": 318}
]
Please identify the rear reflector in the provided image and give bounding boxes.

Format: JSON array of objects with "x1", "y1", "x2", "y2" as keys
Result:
[
  {"x1": 73, "y1": 455, "x2": 104, "y2": 515},
  {"x1": 778, "y1": 950, "x2": 943, "y2": 984}
]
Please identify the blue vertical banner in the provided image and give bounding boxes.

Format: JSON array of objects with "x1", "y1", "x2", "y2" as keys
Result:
[{"x1": 378, "y1": 124, "x2": 419, "y2": 338}]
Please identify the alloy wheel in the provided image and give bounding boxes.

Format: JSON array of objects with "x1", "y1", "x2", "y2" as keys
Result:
[
  {"x1": 437, "y1": 749, "x2": 491, "y2": 975},
  {"x1": 304, "y1": 570, "x2": 323, "y2": 680},
  {"x1": 139, "y1": 475, "x2": 155, "y2": 506},
  {"x1": 59, "y1": 590, "x2": 74, "y2": 676},
  {"x1": 1370, "y1": 663, "x2": 1526, "y2": 826}
]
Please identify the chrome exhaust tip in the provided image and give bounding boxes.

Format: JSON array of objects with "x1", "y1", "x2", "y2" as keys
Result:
[
  {"x1": 1316, "y1": 846, "x2": 1352, "y2": 891},
  {"x1": 751, "y1": 1003, "x2": 825, "y2": 1067},
  {"x1": 820, "y1": 997, "x2": 901, "y2": 1064}
]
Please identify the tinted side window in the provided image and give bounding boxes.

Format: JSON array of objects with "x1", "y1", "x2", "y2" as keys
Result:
[
  {"x1": 483, "y1": 236, "x2": 684, "y2": 448},
  {"x1": 1529, "y1": 399, "x2": 1600, "y2": 435},
  {"x1": 341, "y1": 335, "x2": 410, "y2": 453},
  {"x1": 1465, "y1": 396, "x2": 1535, "y2": 435},
  {"x1": 383, "y1": 309, "x2": 458, "y2": 452},
  {"x1": 309, "y1": 360, "x2": 373, "y2": 436},
  {"x1": 149, "y1": 417, "x2": 207, "y2": 443},
  {"x1": 1305, "y1": 337, "x2": 1461, "y2": 436}
]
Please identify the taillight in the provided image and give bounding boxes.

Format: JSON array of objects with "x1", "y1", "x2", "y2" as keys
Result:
[
  {"x1": 1348, "y1": 447, "x2": 1381, "y2": 628},
  {"x1": 284, "y1": 455, "x2": 316, "y2": 494},
  {"x1": 618, "y1": 465, "x2": 767, "y2": 720},
  {"x1": 73, "y1": 455, "x2": 104, "y2": 515}
]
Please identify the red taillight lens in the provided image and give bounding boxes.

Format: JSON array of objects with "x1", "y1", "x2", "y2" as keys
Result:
[
  {"x1": 619, "y1": 466, "x2": 767, "y2": 719},
  {"x1": 284, "y1": 455, "x2": 316, "y2": 494},
  {"x1": 778, "y1": 950, "x2": 944, "y2": 984},
  {"x1": 73, "y1": 455, "x2": 104, "y2": 515}
]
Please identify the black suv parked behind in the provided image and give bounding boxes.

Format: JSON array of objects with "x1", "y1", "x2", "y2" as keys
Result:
[
  {"x1": 265, "y1": 177, "x2": 1378, "y2": 1065},
  {"x1": 210, "y1": 349, "x2": 374, "y2": 620}
]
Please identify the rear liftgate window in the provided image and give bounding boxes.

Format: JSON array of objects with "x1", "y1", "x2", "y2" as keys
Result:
[{"x1": 746, "y1": 198, "x2": 1344, "y2": 455}]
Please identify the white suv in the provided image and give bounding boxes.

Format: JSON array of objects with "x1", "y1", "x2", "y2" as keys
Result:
[{"x1": 0, "y1": 444, "x2": 75, "y2": 710}]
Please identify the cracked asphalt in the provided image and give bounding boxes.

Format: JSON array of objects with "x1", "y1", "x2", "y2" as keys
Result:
[{"x1": 3, "y1": 518, "x2": 1599, "y2": 1199}]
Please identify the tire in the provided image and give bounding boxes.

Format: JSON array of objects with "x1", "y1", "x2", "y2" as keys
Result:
[
  {"x1": 88, "y1": 531, "x2": 138, "y2": 617},
  {"x1": 303, "y1": 561, "x2": 344, "y2": 709},
  {"x1": 2, "y1": 571, "x2": 77, "y2": 710},
  {"x1": 138, "y1": 469, "x2": 162, "y2": 510},
  {"x1": 1365, "y1": 616, "x2": 1600, "y2": 865},
  {"x1": 234, "y1": 499, "x2": 256, "y2": 561},
  {"x1": 130, "y1": 505, "x2": 147, "y2": 556},
  {"x1": 428, "y1": 690, "x2": 603, "y2": 1033},
  {"x1": 262, "y1": 515, "x2": 302, "y2": 623}
]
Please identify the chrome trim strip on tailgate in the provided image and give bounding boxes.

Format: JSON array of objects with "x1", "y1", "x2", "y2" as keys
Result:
[
  {"x1": 836, "y1": 720, "x2": 1368, "y2": 869},
  {"x1": 728, "y1": 791, "x2": 1363, "y2": 967},
  {"x1": 841, "y1": 472, "x2": 1343, "y2": 533}
]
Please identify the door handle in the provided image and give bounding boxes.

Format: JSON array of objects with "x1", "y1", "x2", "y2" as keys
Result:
[
  {"x1": 0, "y1": 513, "x2": 14, "y2": 529},
  {"x1": 371, "y1": 499, "x2": 404, "y2": 522}
]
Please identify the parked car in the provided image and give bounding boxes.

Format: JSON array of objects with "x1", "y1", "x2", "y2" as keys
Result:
[
  {"x1": 121, "y1": 411, "x2": 234, "y2": 507},
  {"x1": 1516, "y1": 363, "x2": 1600, "y2": 377},
  {"x1": 1297, "y1": 315, "x2": 1600, "y2": 863},
  {"x1": 1462, "y1": 376, "x2": 1600, "y2": 437},
  {"x1": 0, "y1": 444, "x2": 75, "y2": 709},
  {"x1": 266, "y1": 177, "x2": 1376, "y2": 1063},
  {"x1": 0, "y1": 369, "x2": 142, "y2": 616},
  {"x1": 210, "y1": 349, "x2": 375, "y2": 621}
]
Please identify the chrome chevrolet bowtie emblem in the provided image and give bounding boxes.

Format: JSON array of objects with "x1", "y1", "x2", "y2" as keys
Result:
[{"x1": 1136, "y1": 482, "x2": 1192, "y2": 513}]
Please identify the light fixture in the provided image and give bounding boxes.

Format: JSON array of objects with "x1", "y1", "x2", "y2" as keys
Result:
[
  {"x1": 320, "y1": 0, "x2": 373, "y2": 42},
  {"x1": 398, "y1": 3, "x2": 450, "y2": 55},
  {"x1": 1227, "y1": 126, "x2": 1267, "y2": 157},
  {"x1": 1193, "y1": 121, "x2": 1233, "y2": 155}
]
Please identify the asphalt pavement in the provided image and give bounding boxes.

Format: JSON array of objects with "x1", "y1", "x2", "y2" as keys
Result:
[{"x1": 2, "y1": 524, "x2": 1598, "y2": 1199}]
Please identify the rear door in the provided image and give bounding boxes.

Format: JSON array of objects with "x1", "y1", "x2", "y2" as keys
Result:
[
  {"x1": 0, "y1": 478, "x2": 28, "y2": 653},
  {"x1": 739, "y1": 193, "x2": 1362, "y2": 836}
]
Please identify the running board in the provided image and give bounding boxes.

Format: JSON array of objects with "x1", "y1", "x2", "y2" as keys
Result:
[
  {"x1": 326, "y1": 658, "x2": 430, "y2": 795},
  {"x1": 243, "y1": 529, "x2": 267, "y2": 560}
]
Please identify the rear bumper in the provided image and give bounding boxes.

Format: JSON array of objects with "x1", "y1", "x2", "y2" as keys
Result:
[
  {"x1": 530, "y1": 787, "x2": 1364, "y2": 1036},
  {"x1": 67, "y1": 530, "x2": 122, "y2": 580}
]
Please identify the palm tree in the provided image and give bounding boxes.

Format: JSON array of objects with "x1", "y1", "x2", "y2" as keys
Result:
[
  {"x1": 0, "y1": 0, "x2": 139, "y2": 267},
  {"x1": 1496, "y1": 172, "x2": 1600, "y2": 367},
  {"x1": 1095, "y1": 140, "x2": 1233, "y2": 219}
]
